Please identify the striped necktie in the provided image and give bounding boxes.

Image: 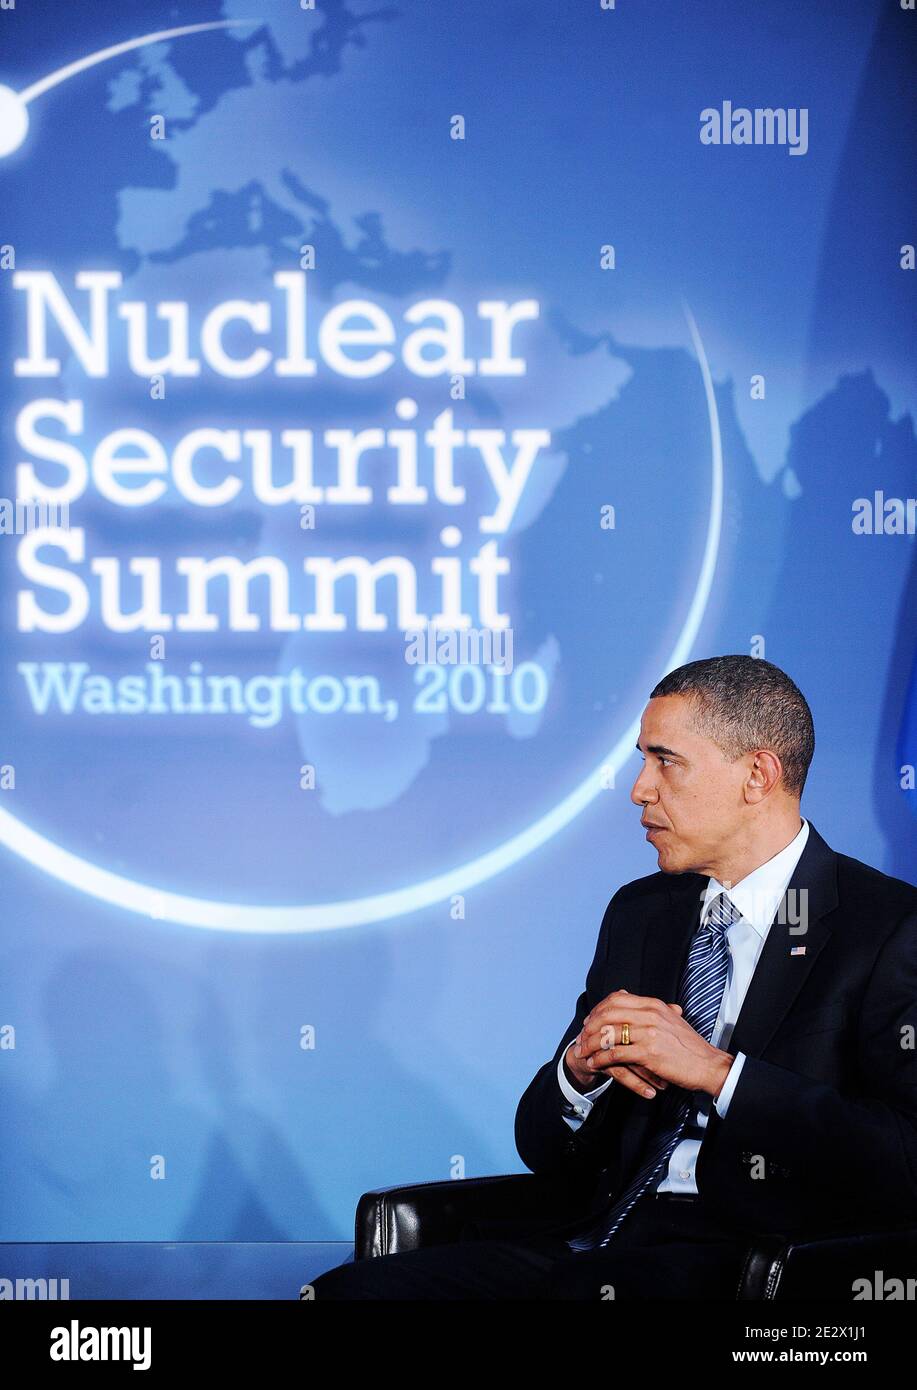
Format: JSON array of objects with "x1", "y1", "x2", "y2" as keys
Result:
[{"x1": 566, "y1": 889, "x2": 739, "y2": 1251}]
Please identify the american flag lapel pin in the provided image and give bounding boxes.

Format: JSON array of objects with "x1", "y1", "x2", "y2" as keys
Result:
[{"x1": 790, "y1": 945, "x2": 807, "y2": 956}]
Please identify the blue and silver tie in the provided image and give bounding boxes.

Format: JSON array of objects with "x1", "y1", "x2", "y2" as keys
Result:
[{"x1": 566, "y1": 890, "x2": 738, "y2": 1251}]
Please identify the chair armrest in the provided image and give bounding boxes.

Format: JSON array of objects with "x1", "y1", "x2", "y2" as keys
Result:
[
  {"x1": 355, "y1": 1172, "x2": 590, "y2": 1260},
  {"x1": 737, "y1": 1224, "x2": 917, "y2": 1300}
]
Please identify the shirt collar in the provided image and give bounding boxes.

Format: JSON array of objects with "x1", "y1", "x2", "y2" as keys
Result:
[{"x1": 703, "y1": 818, "x2": 809, "y2": 938}]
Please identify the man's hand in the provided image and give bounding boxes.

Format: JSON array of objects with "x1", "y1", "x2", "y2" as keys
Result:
[
  {"x1": 564, "y1": 1038, "x2": 670, "y2": 1100},
  {"x1": 570, "y1": 989, "x2": 734, "y2": 1100},
  {"x1": 565, "y1": 987, "x2": 673, "y2": 1099}
]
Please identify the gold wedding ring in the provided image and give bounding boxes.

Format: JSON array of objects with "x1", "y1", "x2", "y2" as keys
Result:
[{"x1": 621, "y1": 1022, "x2": 631, "y2": 1046}]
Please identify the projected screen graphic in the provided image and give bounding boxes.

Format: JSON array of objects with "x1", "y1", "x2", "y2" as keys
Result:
[
  {"x1": 0, "y1": 0, "x2": 913, "y2": 1242},
  {"x1": 4, "y1": 262, "x2": 722, "y2": 927},
  {"x1": 0, "y1": 16, "x2": 727, "y2": 930}
]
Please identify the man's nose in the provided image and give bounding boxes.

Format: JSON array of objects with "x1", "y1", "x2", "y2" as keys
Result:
[{"x1": 630, "y1": 764, "x2": 658, "y2": 806}]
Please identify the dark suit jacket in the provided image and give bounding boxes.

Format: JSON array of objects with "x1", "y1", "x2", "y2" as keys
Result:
[{"x1": 515, "y1": 822, "x2": 917, "y2": 1241}]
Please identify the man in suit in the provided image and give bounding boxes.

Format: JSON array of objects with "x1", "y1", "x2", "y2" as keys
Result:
[{"x1": 311, "y1": 654, "x2": 917, "y2": 1298}]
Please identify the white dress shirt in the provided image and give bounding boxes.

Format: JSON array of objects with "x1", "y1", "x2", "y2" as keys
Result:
[{"x1": 558, "y1": 818, "x2": 809, "y2": 1194}]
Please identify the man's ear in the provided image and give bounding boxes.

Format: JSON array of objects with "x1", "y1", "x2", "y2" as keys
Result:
[{"x1": 744, "y1": 748, "x2": 783, "y2": 803}]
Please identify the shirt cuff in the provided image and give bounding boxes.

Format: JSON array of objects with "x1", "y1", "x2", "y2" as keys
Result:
[
  {"x1": 713, "y1": 1051, "x2": 746, "y2": 1118},
  {"x1": 557, "y1": 1051, "x2": 614, "y2": 1129}
]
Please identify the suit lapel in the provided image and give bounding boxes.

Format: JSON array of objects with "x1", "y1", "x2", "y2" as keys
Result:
[
  {"x1": 725, "y1": 821, "x2": 838, "y2": 1057},
  {"x1": 640, "y1": 869, "x2": 706, "y2": 1004},
  {"x1": 628, "y1": 874, "x2": 708, "y2": 1144}
]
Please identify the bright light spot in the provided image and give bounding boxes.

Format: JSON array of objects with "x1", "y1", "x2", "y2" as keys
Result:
[{"x1": 0, "y1": 85, "x2": 29, "y2": 157}]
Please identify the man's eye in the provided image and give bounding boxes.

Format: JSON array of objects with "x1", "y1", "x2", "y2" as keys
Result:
[{"x1": 659, "y1": 757, "x2": 673, "y2": 767}]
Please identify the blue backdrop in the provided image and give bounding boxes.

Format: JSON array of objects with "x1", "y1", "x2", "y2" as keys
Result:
[{"x1": 0, "y1": 0, "x2": 914, "y2": 1241}]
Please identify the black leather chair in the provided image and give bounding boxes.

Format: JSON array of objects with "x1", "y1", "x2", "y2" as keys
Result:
[{"x1": 355, "y1": 1173, "x2": 917, "y2": 1299}]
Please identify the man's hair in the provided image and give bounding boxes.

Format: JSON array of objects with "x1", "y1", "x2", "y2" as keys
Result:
[{"x1": 649, "y1": 655, "x2": 814, "y2": 797}]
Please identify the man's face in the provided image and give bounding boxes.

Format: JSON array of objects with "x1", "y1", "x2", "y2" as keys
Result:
[{"x1": 630, "y1": 694, "x2": 749, "y2": 876}]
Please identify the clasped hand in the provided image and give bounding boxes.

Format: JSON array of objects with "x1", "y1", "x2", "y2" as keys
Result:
[{"x1": 565, "y1": 989, "x2": 734, "y2": 1101}]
